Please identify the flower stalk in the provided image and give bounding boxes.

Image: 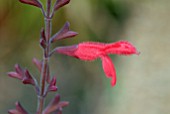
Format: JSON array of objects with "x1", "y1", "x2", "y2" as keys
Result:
[
  {"x1": 37, "y1": 0, "x2": 52, "y2": 114},
  {"x1": 8, "y1": 0, "x2": 73, "y2": 113}
]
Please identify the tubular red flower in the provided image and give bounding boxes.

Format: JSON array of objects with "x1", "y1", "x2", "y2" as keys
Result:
[{"x1": 54, "y1": 40, "x2": 139, "y2": 87}]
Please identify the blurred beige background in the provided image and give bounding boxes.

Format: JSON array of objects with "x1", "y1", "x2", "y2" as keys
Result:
[
  {"x1": 95, "y1": 1, "x2": 170, "y2": 114},
  {"x1": 0, "y1": 0, "x2": 170, "y2": 114}
]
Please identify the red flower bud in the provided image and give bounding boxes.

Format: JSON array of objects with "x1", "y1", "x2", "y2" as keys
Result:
[
  {"x1": 8, "y1": 64, "x2": 24, "y2": 80},
  {"x1": 40, "y1": 38, "x2": 46, "y2": 49},
  {"x1": 15, "y1": 64, "x2": 24, "y2": 76},
  {"x1": 8, "y1": 102, "x2": 28, "y2": 114},
  {"x1": 39, "y1": 28, "x2": 47, "y2": 49},
  {"x1": 41, "y1": 28, "x2": 46, "y2": 41},
  {"x1": 48, "y1": 77, "x2": 58, "y2": 92},
  {"x1": 8, "y1": 72, "x2": 22, "y2": 80},
  {"x1": 19, "y1": 0, "x2": 42, "y2": 8},
  {"x1": 8, "y1": 64, "x2": 36, "y2": 86},
  {"x1": 54, "y1": 40, "x2": 139, "y2": 86},
  {"x1": 50, "y1": 22, "x2": 78, "y2": 43},
  {"x1": 32, "y1": 58, "x2": 42, "y2": 72},
  {"x1": 57, "y1": 107, "x2": 62, "y2": 114},
  {"x1": 43, "y1": 94, "x2": 60, "y2": 114},
  {"x1": 22, "y1": 69, "x2": 35, "y2": 85},
  {"x1": 54, "y1": 0, "x2": 70, "y2": 11}
]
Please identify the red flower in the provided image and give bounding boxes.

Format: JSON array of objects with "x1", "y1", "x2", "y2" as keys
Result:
[{"x1": 54, "y1": 41, "x2": 139, "y2": 87}]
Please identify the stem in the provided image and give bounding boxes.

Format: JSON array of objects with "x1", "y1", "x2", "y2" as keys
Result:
[{"x1": 37, "y1": 0, "x2": 52, "y2": 114}]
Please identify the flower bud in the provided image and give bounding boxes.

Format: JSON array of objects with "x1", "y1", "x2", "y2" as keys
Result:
[
  {"x1": 22, "y1": 69, "x2": 35, "y2": 85},
  {"x1": 43, "y1": 94, "x2": 60, "y2": 114},
  {"x1": 41, "y1": 28, "x2": 46, "y2": 41},
  {"x1": 15, "y1": 64, "x2": 24, "y2": 76},
  {"x1": 8, "y1": 72, "x2": 22, "y2": 80},
  {"x1": 8, "y1": 102, "x2": 28, "y2": 114},
  {"x1": 32, "y1": 58, "x2": 42, "y2": 72},
  {"x1": 40, "y1": 38, "x2": 46, "y2": 49},
  {"x1": 51, "y1": 22, "x2": 78, "y2": 43},
  {"x1": 54, "y1": 0, "x2": 70, "y2": 11},
  {"x1": 8, "y1": 64, "x2": 24, "y2": 80},
  {"x1": 48, "y1": 77, "x2": 58, "y2": 92},
  {"x1": 19, "y1": 0, "x2": 42, "y2": 8}
]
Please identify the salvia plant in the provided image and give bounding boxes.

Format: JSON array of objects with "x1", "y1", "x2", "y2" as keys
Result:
[{"x1": 7, "y1": 0, "x2": 140, "y2": 114}]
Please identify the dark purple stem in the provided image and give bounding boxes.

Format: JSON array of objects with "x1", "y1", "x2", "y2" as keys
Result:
[{"x1": 37, "y1": 0, "x2": 52, "y2": 114}]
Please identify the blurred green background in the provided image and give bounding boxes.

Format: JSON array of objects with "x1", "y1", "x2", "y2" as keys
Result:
[{"x1": 1, "y1": 0, "x2": 170, "y2": 114}]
